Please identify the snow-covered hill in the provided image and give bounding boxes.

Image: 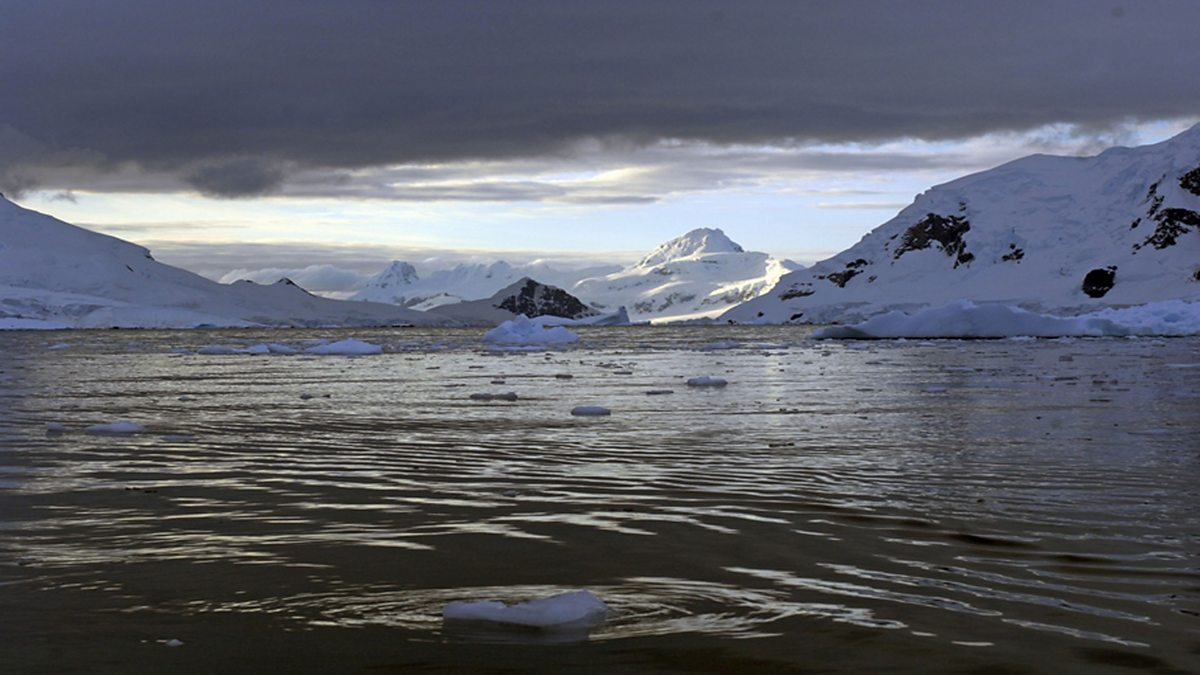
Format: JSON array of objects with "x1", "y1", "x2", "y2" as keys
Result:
[
  {"x1": 571, "y1": 228, "x2": 800, "y2": 323},
  {"x1": 725, "y1": 124, "x2": 1200, "y2": 324},
  {"x1": 427, "y1": 277, "x2": 626, "y2": 325},
  {"x1": 352, "y1": 259, "x2": 621, "y2": 308},
  {"x1": 0, "y1": 196, "x2": 446, "y2": 328}
]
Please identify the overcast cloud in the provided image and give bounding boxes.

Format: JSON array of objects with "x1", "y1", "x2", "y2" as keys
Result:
[{"x1": 3, "y1": 0, "x2": 1199, "y2": 198}]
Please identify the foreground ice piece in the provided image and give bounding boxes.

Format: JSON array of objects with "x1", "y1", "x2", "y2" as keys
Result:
[
  {"x1": 570, "y1": 405, "x2": 611, "y2": 416},
  {"x1": 443, "y1": 590, "x2": 609, "y2": 628},
  {"x1": 84, "y1": 420, "x2": 145, "y2": 434},
  {"x1": 305, "y1": 338, "x2": 384, "y2": 355},
  {"x1": 483, "y1": 314, "x2": 579, "y2": 345},
  {"x1": 687, "y1": 376, "x2": 728, "y2": 387},
  {"x1": 813, "y1": 300, "x2": 1200, "y2": 339}
]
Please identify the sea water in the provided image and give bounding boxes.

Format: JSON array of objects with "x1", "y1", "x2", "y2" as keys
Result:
[{"x1": 0, "y1": 326, "x2": 1197, "y2": 673}]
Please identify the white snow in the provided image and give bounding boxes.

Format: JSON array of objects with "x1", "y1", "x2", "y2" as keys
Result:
[
  {"x1": 573, "y1": 228, "x2": 801, "y2": 324},
  {"x1": 305, "y1": 338, "x2": 384, "y2": 355},
  {"x1": 687, "y1": 376, "x2": 728, "y2": 387},
  {"x1": 813, "y1": 299, "x2": 1200, "y2": 339},
  {"x1": 0, "y1": 196, "x2": 448, "y2": 329},
  {"x1": 84, "y1": 420, "x2": 145, "y2": 435},
  {"x1": 483, "y1": 315, "x2": 579, "y2": 345},
  {"x1": 442, "y1": 590, "x2": 609, "y2": 628},
  {"x1": 570, "y1": 406, "x2": 611, "y2": 416},
  {"x1": 725, "y1": 123, "x2": 1200, "y2": 325}
]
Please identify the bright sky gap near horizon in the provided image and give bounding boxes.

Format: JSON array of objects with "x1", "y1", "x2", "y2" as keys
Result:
[{"x1": 4, "y1": 1, "x2": 1200, "y2": 287}]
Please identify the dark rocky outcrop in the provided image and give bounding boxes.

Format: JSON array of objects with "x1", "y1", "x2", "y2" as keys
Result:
[
  {"x1": 1082, "y1": 267, "x2": 1117, "y2": 298},
  {"x1": 819, "y1": 258, "x2": 870, "y2": 288},
  {"x1": 1001, "y1": 244, "x2": 1025, "y2": 262},
  {"x1": 779, "y1": 286, "x2": 815, "y2": 300},
  {"x1": 893, "y1": 213, "x2": 973, "y2": 268},
  {"x1": 1136, "y1": 208, "x2": 1200, "y2": 250},
  {"x1": 1180, "y1": 166, "x2": 1200, "y2": 196},
  {"x1": 496, "y1": 278, "x2": 593, "y2": 318}
]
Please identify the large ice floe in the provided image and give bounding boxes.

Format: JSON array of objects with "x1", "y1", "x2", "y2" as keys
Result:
[
  {"x1": 482, "y1": 314, "x2": 579, "y2": 345},
  {"x1": 442, "y1": 590, "x2": 609, "y2": 629},
  {"x1": 304, "y1": 338, "x2": 384, "y2": 355},
  {"x1": 813, "y1": 299, "x2": 1200, "y2": 339}
]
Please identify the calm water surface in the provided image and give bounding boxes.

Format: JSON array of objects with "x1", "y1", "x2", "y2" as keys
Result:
[{"x1": 0, "y1": 326, "x2": 1197, "y2": 673}]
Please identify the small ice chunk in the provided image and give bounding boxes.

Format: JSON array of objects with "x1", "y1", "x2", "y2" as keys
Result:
[
  {"x1": 470, "y1": 392, "x2": 519, "y2": 401},
  {"x1": 46, "y1": 343, "x2": 71, "y2": 350},
  {"x1": 571, "y1": 405, "x2": 611, "y2": 416},
  {"x1": 84, "y1": 420, "x2": 145, "y2": 435},
  {"x1": 45, "y1": 422, "x2": 67, "y2": 434},
  {"x1": 443, "y1": 590, "x2": 609, "y2": 628},
  {"x1": 164, "y1": 639, "x2": 184, "y2": 647},
  {"x1": 197, "y1": 345, "x2": 244, "y2": 355},
  {"x1": 305, "y1": 338, "x2": 383, "y2": 355},
  {"x1": 687, "y1": 376, "x2": 727, "y2": 387},
  {"x1": 700, "y1": 340, "x2": 740, "y2": 350}
]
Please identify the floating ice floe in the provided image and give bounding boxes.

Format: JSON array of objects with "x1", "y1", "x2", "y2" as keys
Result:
[
  {"x1": 198, "y1": 342, "x2": 300, "y2": 355},
  {"x1": 687, "y1": 376, "x2": 728, "y2": 387},
  {"x1": 570, "y1": 405, "x2": 611, "y2": 416},
  {"x1": 813, "y1": 300, "x2": 1200, "y2": 339},
  {"x1": 483, "y1": 315, "x2": 579, "y2": 345},
  {"x1": 700, "y1": 340, "x2": 740, "y2": 351},
  {"x1": 305, "y1": 338, "x2": 384, "y2": 355},
  {"x1": 84, "y1": 420, "x2": 145, "y2": 435},
  {"x1": 470, "y1": 392, "x2": 519, "y2": 401},
  {"x1": 45, "y1": 422, "x2": 67, "y2": 434},
  {"x1": 443, "y1": 590, "x2": 609, "y2": 628},
  {"x1": 46, "y1": 342, "x2": 70, "y2": 350}
]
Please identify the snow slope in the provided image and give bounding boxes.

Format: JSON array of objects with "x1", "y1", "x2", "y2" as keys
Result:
[
  {"x1": 725, "y1": 124, "x2": 1200, "y2": 324},
  {"x1": 572, "y1": 228, "x2": 800, "y2": 323},
  {"x1": 0, "y1": 196, "x2": 446, "y2": 328},
  {"x1": 352, "y1": 259, "x2": 621, "y2": 307}
]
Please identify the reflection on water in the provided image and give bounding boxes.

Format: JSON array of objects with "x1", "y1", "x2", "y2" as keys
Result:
[{"x1": 0, "y1": 326, "x2": 1198, "y2": 672}]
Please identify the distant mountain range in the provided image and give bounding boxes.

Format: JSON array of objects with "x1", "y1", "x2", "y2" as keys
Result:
[
  {"x1": 351, "y1": 259, "x2": 621, "y2": 310},
  {"x1": 0, "y1": 195, "x2": 446, "y2": 328},
  {"x1": 353, "y1": 227, "x2": 799, "y2": 323},
  {"x1": 725, "y1": 123, "x2": 1200, "y2": 324}
]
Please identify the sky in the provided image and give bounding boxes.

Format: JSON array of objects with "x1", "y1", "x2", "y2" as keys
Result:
[{"x1": 3, "y1": 1, "x2": 1199, "y2": 290}]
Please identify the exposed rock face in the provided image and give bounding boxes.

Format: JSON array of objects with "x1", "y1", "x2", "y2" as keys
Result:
[
  {"x1": 496, "y1": 278, "x2": 594, "y2": 319},
  {"x1": 1181, "y1": 166, "x2": 1200, "y2": 196},
  {"x1": 1139, "y1": 208, "x2": 1200, "y2": 250},
  {"x1": 1082, "y1": 267, "x2": 1117, "y2": 298},
  {"x1": 819, "y1": 258, "x2": 871, "y2": 287},
  {"x1": 893, "y1": 212, "x2": 974, "y2": 268}
]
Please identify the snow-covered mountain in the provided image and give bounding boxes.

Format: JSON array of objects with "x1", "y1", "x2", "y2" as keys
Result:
[
  {"x1": 0, "y1": 195, "x2": 446, "y2": 328},
  {"x1": 426, "y1": 277, "x2": 626, "y2": 325},
  {"x1": 572, "y1": 227, "x2": 801, "y2": 323},
  {"x1": 724, "y1": 124, "x2": 1200, "y2": 324},
  {"x1": 352, "y1": 259, "x2": 621, "y2": 308}
]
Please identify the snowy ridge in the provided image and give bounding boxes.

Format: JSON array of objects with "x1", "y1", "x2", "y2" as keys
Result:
[
  {"x1": 572, "y1": 228, "x2": 800, "y2": 323},
  {"x1": 725, "y1": 124, "x2": 1200, "y2": 324},
  {"x1": 0, "y1": 196, "x2": 447, "y2": 328},
  {"x1": 352, "y1": 259, "x2": 621, "y2": 308}
]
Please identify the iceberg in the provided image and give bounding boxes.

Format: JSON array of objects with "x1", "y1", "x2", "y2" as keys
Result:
[{"x1": 483, "y1": 314, "x2": 579, "y2": 345}]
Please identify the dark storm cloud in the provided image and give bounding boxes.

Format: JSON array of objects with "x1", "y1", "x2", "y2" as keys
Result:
[{"x1": 2, "y1": 0, "x2": 1198, "y2": 195}]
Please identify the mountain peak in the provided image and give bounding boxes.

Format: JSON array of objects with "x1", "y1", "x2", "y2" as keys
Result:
[{"x1": 637, "y1": 228, "x2": 745, "y2": 268}]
